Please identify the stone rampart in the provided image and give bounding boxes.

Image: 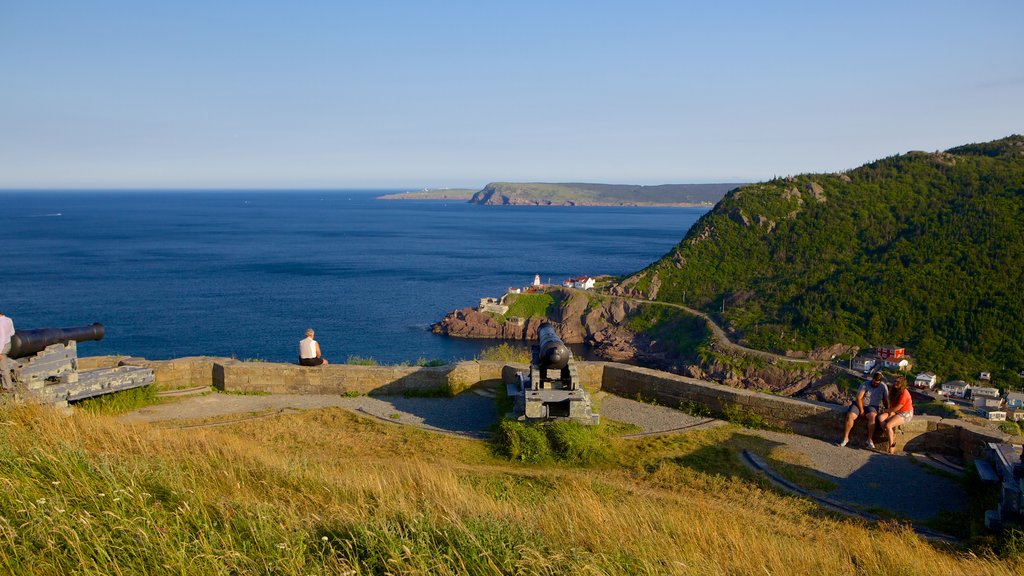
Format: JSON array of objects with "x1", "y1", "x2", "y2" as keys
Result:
[
  {"x1": 80, "y1": 354, "x2": 1012, "y2": 459},
  {"x1": 120, "y1": 357, "x2": 229, "y2": 390},
  {"x1": 591, "y1": 363, "x2": 1011, "y2": 458},
  {"x1": 213, "y1": 359, "x2": 506, "y2": 396}
]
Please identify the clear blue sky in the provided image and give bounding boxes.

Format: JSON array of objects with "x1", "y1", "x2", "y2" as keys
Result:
[{"x1": 2, "y1": 1, "x2": 1022, "y2": 189}]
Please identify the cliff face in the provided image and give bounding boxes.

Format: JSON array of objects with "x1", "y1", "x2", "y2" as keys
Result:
[{"x1": 468, "y1": 182, "x2": 737, "y2": 206}]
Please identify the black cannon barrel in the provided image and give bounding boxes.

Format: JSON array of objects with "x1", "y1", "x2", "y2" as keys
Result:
[
  {"x1": 7, "y1": 323, "x2": 105, "y2": 359},
  {"x1": 537, "y1": 322, "x2": 571, "y2": 370}
]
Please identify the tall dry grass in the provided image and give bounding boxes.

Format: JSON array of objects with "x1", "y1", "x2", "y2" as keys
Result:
[{"x1": 0, "y1": 403, "x2": 1019, "y2": 575}]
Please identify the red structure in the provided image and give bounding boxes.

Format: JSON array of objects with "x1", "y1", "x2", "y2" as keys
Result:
[{"x1": 878, "y1": 346, "x2": 905, "y2": 360}]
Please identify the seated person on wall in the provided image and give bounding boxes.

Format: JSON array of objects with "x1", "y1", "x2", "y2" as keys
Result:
[
  {"x1": 298, "y1": 328, "x2": 328, "y2": 366},
  {"x1": 878, "y1": 375, "x2": 913, "y2": 455},
  {"x1": 838, "y1": 372, "x2": 889, "y2": 449}
]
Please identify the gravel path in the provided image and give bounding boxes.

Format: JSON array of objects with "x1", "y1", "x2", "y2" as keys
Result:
[
  {"x1": 749, "y1": 429, "x2": 967, "y2": 523},
  {"x1": 121, "y1": 389, "x2": 968, "y2": 524}
]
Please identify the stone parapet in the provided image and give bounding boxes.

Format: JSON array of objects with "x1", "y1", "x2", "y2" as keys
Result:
[
  {"x1": 214, "y1": 360, "x2": 506, "y2": 396},
  {"x1": 119, "y1": 356, "x2": 230, "y2": 390},
  {"x1": 595, "y1": 363, "x2": 1011, "y2": 459}
]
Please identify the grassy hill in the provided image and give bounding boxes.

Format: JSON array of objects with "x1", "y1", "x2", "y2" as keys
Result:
[
  {"x1": 469, "y1": 182, "x2": 740, "y2": 206},
  {"x1": 376, "y1": 188, "x2": 477, "y2": 200},
  {"x1": 619, "y1": 136, "x2": 1024, "y2": 385},
  {"x1": 2, "y1": 402, "x2": 1019, "y2": 574}
]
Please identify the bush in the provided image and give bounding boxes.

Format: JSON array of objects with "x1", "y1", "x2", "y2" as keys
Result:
[
  {"x1": 493, "y1": 419, "x2": 610, "y2": 465},
  {"x1": 74, "y1": 385, "x2": 159, "y2": 415},
  {"x1": 495, "y1": 419, "x2": 551, "y2": 463},
  {"x1": 479, "y1": 343, "x2": 531, "y2": 364},
  {"x1": 998, "y1": 421, "x2": 1021, "y2": 436},
  {"x1": 346, "y1": 355, "x2": 379, "y2": 366}
]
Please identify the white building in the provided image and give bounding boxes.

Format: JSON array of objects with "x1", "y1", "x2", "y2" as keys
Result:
[
  {"x1": 914, "y1": 372, "x2": 937, "y2": 389},
  {"x1": 533, "y1": 274, "x2": 542, "y2": 287},
  {"x1": 972, "y1": 386, "x2": 1001, "y2": 400},
  {"x1": 980, "y1": 408, "x2": 1007, "y2": 421},
  {"x1": 980, "y1": 371, "x2": 992, "y2": 381},
  {"x1": 974, "y1": 397, "x2": 1002, "y2": 410},
  {"x1": 881, "y1": 357, "x2": 912, "y2": 371},
  {"x1": 852, "y1": 356, "x2": 877, "y2": 373},
  {"x1": 941, "y1": 380, "x2": 971, "y2": 398},
  {"x1": 563, "y1": 276, "x2": 596, "y2": 290}
]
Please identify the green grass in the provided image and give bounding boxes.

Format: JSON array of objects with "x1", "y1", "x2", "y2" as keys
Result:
[
  {"x1": 478, "y1": 343, "x2": 531, "y2": 364},
  {"x1": 504, "y1": 292, "x2": 555, "y2": 319},
  {"x1": 998, "y1": 421, "x2": 1021, "y2": 435},
  {"x1": 73, "y1": 385, "x2": 160, "y2": 415},
  {"x1": 493, "y1": 419, "x2": 611, "y2": 465},
  {"x1": 2, "y1": 403, "x2": 1020, "y2": 574},
  {"x1": 345, "y1": 355, "x2": 379, "y2": 366}
]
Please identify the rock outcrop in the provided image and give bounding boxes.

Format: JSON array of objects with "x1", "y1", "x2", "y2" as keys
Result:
[{"x1": 432, "y1": 288, "x2": 659, "y2": 362}]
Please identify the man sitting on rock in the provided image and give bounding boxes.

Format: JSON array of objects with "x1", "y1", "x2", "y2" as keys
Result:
[{"x1": 838, "y1": 372, "x2": 889, "y2": 448}]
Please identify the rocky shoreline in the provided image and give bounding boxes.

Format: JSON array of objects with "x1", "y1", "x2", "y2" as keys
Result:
[{"x1": 432, "y1": 287, "x2": 854, "y2": 406}]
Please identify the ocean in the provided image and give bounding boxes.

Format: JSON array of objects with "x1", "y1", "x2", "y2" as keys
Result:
[{"x1": 0, "y1": 191, "x2": 706, "y2": 363}]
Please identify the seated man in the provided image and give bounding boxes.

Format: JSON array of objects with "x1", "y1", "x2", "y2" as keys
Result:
[
  {"x1": 838, "y1": 372, "x2": 889, "y2": 448},
  {"x1": 298, "y1": 328, "x2": 329, "y2": 366}
]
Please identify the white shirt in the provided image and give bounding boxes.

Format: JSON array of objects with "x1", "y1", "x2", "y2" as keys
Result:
[
  {"x1": 0, "y1": 315, "x2": 13, "y2": 354},
  {"x1": 298, "y1": 337, "x2": 318, "y2": 359}
]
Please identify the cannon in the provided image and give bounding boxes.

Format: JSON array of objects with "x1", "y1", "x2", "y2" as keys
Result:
[
  {"x1": 3, "y1": 323, "x2": 153, "y2": 406},
  {"x1": 508, "y1": 322, "x2": 599, "y2": 425},
  {"x1": 8, "y1": 323, "x2": 105, "y2": 359}
]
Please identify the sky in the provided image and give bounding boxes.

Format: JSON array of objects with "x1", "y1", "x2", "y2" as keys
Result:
[{"x1": 1, "y1": 1, "x2": 1022, "y2": 189}]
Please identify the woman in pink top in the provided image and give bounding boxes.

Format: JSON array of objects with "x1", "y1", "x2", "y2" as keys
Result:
[{"x1": 879, "y1": 375, "x2": 913, "y2": 454}]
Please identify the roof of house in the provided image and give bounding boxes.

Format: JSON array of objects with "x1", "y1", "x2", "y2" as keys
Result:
[
  {"x1": 942, "y1": 380, "x2": 970, "y2": 388},
  {"x1": 916, "y1": 372, "x2": 936, "y2": 379},
  {"x1": 1005, "y1": 391, "x2": 1024, "y2": 402}
]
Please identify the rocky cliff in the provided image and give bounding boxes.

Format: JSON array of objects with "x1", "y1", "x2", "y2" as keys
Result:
[
  {"x1": 468, "y1": 182, "x2": 736, "y2": 207},
  {"x1": 433, "y1": 287, "x2": 853, "y2": 404},
  {"x1": 432, "y1": 288, "x2": 667, "y2": 362}
]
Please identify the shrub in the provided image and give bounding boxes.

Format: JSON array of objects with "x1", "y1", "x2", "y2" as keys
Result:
[
  {"x1": 74, "y1": 385, "x2": 159, "y2": 415},
  {"x1": 493, "y1": 419, "x2": 610, "y2": 465},
  {"x1": 494, "y1": 419, "x2": 551, "y2": 463},
  {"x1": 479, "y1": 343, "x2": 531, "y2": 364},
  {"x1": 998, "y1": 421, "x2": 1021, "y2": 436},
  {"x1": 346, "y1": 355, "x2": 379, "y2": 366}
]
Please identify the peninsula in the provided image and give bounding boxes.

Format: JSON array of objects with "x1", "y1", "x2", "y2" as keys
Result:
[
  {"x1": 376, "y1": 182, "x2": 741, "y2": 206},
  {"x1": 376, "y1": 188, "x2": 477, "y2": 200}
]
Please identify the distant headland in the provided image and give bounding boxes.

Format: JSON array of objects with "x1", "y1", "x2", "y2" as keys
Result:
[{"x1": 377, "y1": 181, "x2": 742, "y2": 206}]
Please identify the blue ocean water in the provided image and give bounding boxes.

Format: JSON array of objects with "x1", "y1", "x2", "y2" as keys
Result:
[{"x1": 0, "y1": 191, "x2": 705, "y2": 363}]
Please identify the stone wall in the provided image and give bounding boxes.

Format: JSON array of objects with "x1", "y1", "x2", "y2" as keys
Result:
[
  {"x1": 80, "y1": 354, "x2": 1013, "y2": 459},
  {"x1": 593, "y1": 363, "x2": 1011, "y2": 458},
  {"x1": 121, "y1": 357, "x2": 228, "y2": 390},
  {"x1": 214, "y1": 359, "x2": 506, "y2": 396}
]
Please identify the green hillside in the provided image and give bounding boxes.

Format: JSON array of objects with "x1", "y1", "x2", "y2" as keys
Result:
[
  {"x1": 469, "y1": 182, "x2": 739, "y2": 206},
  {"x1": 620, "y1": 136, "x2": 1024, "y2": 383}
]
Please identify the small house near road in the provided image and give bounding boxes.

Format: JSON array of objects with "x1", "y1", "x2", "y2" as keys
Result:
[
  {"x1": 971, "y1": 386, "x2": 1001, "y2": 400},
  {"x1": 1005, "y1": 392, "x2": 1024, "y2": 410},
  {"x1": 1006, "y1": 408, "x2": 1024, "y2": 422},
  {"x1": 881, "y1": 357, "x2": 913, "y2": 372},
  {"x1": 974, "y1": 397, "x2": 1002, "y2": 410},
  {"x1": 941, "y1": 380, "x2": 971, "y2": 398},
  {"x1": 852, "y1": 356, "x2": 877, "y2": 373},
  {"x1": 878, "y1": 345, "x2": 905, "y2": 361},
  {"x1": 914, "y1": 372, "x2": 937, "y2": 389},
  {"x1": 980, "y1": 408, "x2": 1007, "y2": 421}
]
